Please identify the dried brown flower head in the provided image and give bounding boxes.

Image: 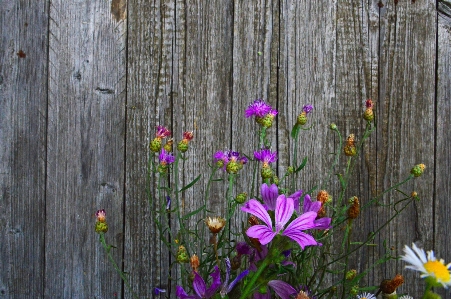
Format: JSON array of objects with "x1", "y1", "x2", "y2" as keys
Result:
[{"x1": 205, "y1": 216, "x2": 226, "y2": 234}]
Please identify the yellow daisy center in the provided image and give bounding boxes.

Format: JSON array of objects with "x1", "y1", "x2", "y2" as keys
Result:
[{"x1": 424, "y1": 260, "x2": 451, "y2": 282}]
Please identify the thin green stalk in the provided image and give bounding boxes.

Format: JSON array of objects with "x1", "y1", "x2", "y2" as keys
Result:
[
  {"x1": 291, "y1": 130, "x2": 300, "y2": 191},
  {"x1": 340, "y1": 220, "x2": 353, "y2": 299},
  {"x1": 99, "y1": 234, "x2": 140, "y2": 299},
  {"x1": 322, "y1": 128, "x2": 343, "y2": 190},
  {"x1": 239, "y1": 259, "x2": 270, "y2": 299}
]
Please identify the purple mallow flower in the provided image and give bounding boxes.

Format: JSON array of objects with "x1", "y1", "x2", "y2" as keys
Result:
[
  {"x1": 245, "y1": 99, "x2": 273, "y2": 118},
  {"x1": 303, "y1": 104, "x2": 314, "y2": 114},
  {"x1": 159, "y1": 148, "x2": 175, "y2": 165},
  {"x1": 254, "y1": 149, "x2": 277, "y2": 166},
  {"x1": 220, "y1": 258, "x2": 249, "y2": 298},
  {"x1": 176, "y1": 266, "x2": 221, "y2": 299},
  {"x1": 302, "y1": 195, "x2": 332, "y2": 230},
  {"x1": 261, "y1": 183, "x2": 279, "y2": 210},
  {"x1": 241, "y1": 195, "x2": 318, "y2": 249}
]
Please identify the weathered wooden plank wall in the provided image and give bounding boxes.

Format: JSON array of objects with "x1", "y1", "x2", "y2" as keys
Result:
[{"x1": 0, "y1": 0, "x2": 449, "y2": 298}]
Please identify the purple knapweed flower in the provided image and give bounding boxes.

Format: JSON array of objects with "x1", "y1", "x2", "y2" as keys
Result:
[
  {"x1": 254, "y1": 149, "x2": 277, "y2": 167},
  {"x1": 159, "y1": 148, "x2": 175, "y2": 165},
  {"x1": 220, "y1": 258, "x2": 249, "y2": 298},
  {"x1": 302, "y1": 195, "x2": 332, "y2": 230},
  {"x1": 245, "y1": 99, "x2": 273, "y2": 118},
  {"x1": 241, "y1": 195, "x2": 318, "y2": 249},
  {"x1": 303, "y1": 104, "x2": 314, "y2": 114},
  {"x1": 176, "y1": 266, "x2": 221, "y2": 299},
  {"x1": 156, "y1": 125, "x2": 171, "y2": 139}
]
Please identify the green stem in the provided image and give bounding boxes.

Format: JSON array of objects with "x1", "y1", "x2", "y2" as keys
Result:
[
  {"x1": 323, "y1": 128, "x2": 343, "y2": 190},
  {"x1": 239, "y1": 259, "x2": 270, "y2": 299},
  {"x1": 340, "y1": 220, "x2": 353, "y2": 299},
  {"x1": 291, "y1": 130, "x2": 300, "y2": 191},
  {"x1": 99, "y1": 234, "x2": 140, "y2": 299}
]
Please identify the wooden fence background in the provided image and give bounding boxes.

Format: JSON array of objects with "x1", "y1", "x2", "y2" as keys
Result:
[{"x1": 1, "y1": 0, "x2": 451, "y2": 298}]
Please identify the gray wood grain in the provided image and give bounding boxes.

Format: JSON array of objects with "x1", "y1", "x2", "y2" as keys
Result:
[
  {"x1": 125, "y1": 0, "x2": 174, "y2": 297},
  {"x1": 435, "y1": 13, "x2": 451, "y2": 299},
  {"x1": 0, "y1": 1, "x2": 48, "y2": 298},
  {"x1": 45, "y1": 0, "x2": 126, "y2": 297}
]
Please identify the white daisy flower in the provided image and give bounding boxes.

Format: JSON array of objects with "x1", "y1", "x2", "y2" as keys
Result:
[
  {"x1": 357, "y1": 293, "x2": 376, "y2": 299},
  {"x1": 402, "y1": 243, "x2": 451, "y2": 288},
  {"x1": 398, "y1": 295, "x2": 413, "y2": 299}
]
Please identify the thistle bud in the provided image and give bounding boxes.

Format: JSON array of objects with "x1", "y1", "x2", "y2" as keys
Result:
[
  {"x1": 235, "y1": 192, "x2": 247, "y2": 204},
  {"x1": 176, "y1": 245, "x2": 190, "y2": 263},
  {"x1": 330, "y1": 123, "x2": 337, "y2": 130},
  {"x1": 163, "y1": 139, "x2": 173, "y2": 152},
  {"x1": 346, "y1": 269, "x2": 357, "y2": 280},
  {"x1": 317, "y1": 190, "x2": 331, "y2": 218},
  {"x1": 348, "y1": 196, "x2": 360, "y2": 219},
  {"x1": 297, "y1": 112, "x2": 308, "y2": 126},
  {"x1": 261, "y1": 167, "x2": 273, "y2": 180},
  {"x1": 380, "y1": 274, "x2": 404, "y2": 295},
  {"x1": 344, "y1": 134, "x2": 357, "y2": 156},
  {"x1": 177, "y1": 131, "x2": 194, "y2": 153},
  {"x1": 271, "y1": 175, "x2": 279, "y2": 185},
  {"x1": 95, "y1": 221, "x2": 108, "y2": 234},
  {"x1": 287, "y1": 166, "x2": 295, "y2": 174},
  {"x1": 190, "y1": 254, "x2": 200, "y2": 272},
  {"x1": 349, "y1": 285, "x2": 359, "y2": 297},
  {"x1": 363, "y1": 99, "x2": 375, "y2": 121},
  {"x1": 95, "y1": 209, "x2": 108, "y2": 233},
  {"x1": 150, "y1": 138, "x2": 162, "y2": 152},
  {"x1": 260, "y1": 114, "x2": 275, "y2": 128},
  {"x1": 411, "y1": 164, "x2": 426, "y2": 177},
  {"x1": 226, "y1": 161, "x2": 240, "y2": 174}
]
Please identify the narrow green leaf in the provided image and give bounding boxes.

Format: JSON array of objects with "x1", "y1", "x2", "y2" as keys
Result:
[
  {"x1": 295, "y1": 156, "x2": 308, "y2": 172},
  {"x1": 182, "y1": 205, "x2": 206, "y2": 220},
  {"x1": 177, "y1": 174, "x2": 202, "y2": 193}
]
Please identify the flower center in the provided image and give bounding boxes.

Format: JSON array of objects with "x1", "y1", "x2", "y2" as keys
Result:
[{"x1": 424, "y1": 260, "x2": 451, "y2": 282}]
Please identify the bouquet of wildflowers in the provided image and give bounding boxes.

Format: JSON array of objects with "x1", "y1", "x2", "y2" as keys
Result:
[{"x1": 95, "y1": 99, "x2": 450, "y2": 299}]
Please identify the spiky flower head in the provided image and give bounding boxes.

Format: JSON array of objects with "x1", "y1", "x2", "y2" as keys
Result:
[
  {"x1": 344, "y1": 134, "x2": 357, "y2": 156},
  {"x1": 226, "y1": 151, "x2": 247, "y2": 174},
  {"x1": 254, "y1": 149, "x2": 277, "y2": 168},
  {"x1": 158, "y1": 149, "x2": 175, "y2": 174},
  {"x1": 316, "y1": 190, "x2": 331, "y2": 218},
  {"x1": 176, "y1": 245, "x2": 190, "y2": 263},
  {"x1": 205, "y1": 216, "x2": 226, "y2": 234},
  {"x1": 177, "y1": 131, "x2": 194, "y2": 153},
  {"x1": 297, "y1": 104, "x2": 314, "y2": 126},
  {"x1": 245, "y1": 99, "x2": 273, "y2": 118},
  {"x1": 150, "y1": 126, "x2": 171, "y2": 152},
  {"x1": 402, "y1": 243, "x2": 451, "y2": 288},
  {"x1": 411, "y1": 164, "x2": 426, "y2": 177},
  {"x1": 348, "y1": 196, "x2": 360, "y2": 219},
  {"x1": 95, "y1": 209, "x2": 108, "y2": 233},
  {"x1": 258, "y1": 109, "x2": 278, "y2": 128},
  {"x1": 380, "y1": 274, "x2": 404, "y2": 295},
  {"x1": 363, "y1": 99, "x2": 375, "y2": 121}
]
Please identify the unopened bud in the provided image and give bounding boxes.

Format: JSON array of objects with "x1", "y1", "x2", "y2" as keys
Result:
[
  {"x1": 411, "y1": 191, "x2": 418, "y2": 198},
  {"x1": 287, "y1": 166, "x2": 295, "y2": 174},
  {"x1": 164, "y1": 139, "x2": 173, "y2": 152},
  {"x1": 348, "y1": 196, "x2": 360, "y2": 219},
  {"x1": 344, "y1": 134, "x2": 357, "y2": 156},
  {"x1": 261, "y1": 167, "x2": 273, "y2": 180},
  {"x1": 411, "y1": 164, "x2": 426, "y2": 177},
  {"x1": 349, "y1": 285, "x2": 359, "y2": 296},
  {"x1": 235, "y1": 192, "x2": 247, "y2": 204},
  {"x1": 150, "y1": 138, "x2": 162, "y2": 152},
  {"x1": 346, "y1": 269, "x2": 357, "y2": 280},
  {"x1": 95, "y1": 221, "x2": 108, "y2": 233},
  {"x1": 177, "y1": 246, "x2": 190, "y2": 263},
  {"x1": 330, "y1": 123, "x2": 337, "y2": 130}
]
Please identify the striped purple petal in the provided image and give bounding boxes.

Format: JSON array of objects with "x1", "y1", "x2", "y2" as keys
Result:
[
  {"x1": 246, "y1": 225, "x2": 276, "y2": 245},
  {"x1": 275, "y1": 195, "x2": 294, "y2": 233},
  {"x1": 241, "y1": 199, "x2": 273, "y2": 228}
]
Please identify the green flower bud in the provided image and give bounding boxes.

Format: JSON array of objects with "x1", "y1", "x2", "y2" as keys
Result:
[
  {"x1": 297, "y1": 112, "x2": 307, "y2": 125},
  {"x1": 177, "y1": 141, "x2": 189, "y2": 153},
  {"x1": 346, "y1": 269, "x2": 357, "y2": 280},
  {"x1": 260, "y1": 114, "x2": 275, "y2": 128},
  {"x1": 411, "y1": 164, "x2": 426, "y2": 177},
  {"x1": 95, "y1": 221, "x2": 108, "y2": 234},
  {"x1": 226, "y1": 161, "x2": 240, "y2": 174},
  {"x1": 150, "y1": 138, "x2": 162, "y2": 152},
  {"x1": 235, "y1": 192, "x2": 247, "y2": 204},
  {"x1": 158, "y1": 164, "x2": 169, "y2": 175},
  {"x1": 176, "y1": 246, "x2": 190, "y2": 263},
  {"x1": 261, "y1": 167, "x2": 273, "y2": 180},
  {"x1": 330, "y1": 123, "x2": 337, "y2": 130},
  {"x1": 271, "y1": 175, "x2": 279, "y2": 185},
  {"x1": 363, "y1": 108, "x2": 374, "y2": 121},
  {"x1": 349, "y1": 285, "x2": 359, "y2": 297},
  {"x1": 216, "y1": 160, "x2": 224, "y2": 169},
  {"x1": 287, "y1": 166, "x2": 295, "y2": 174}
]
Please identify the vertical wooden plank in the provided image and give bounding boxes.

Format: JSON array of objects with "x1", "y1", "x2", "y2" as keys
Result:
[
  {"x1": 376, "y1": 0, "x2": 436, "y2": 296},
  {"x1": 46, "y1": 0, "x2": 126, "y2": 297},
  {"x1": 231, "y1": 0, "x2": 279, "y2": 230},
  {"x1": 125, "y1": 0, "x2": 173, "y2": 296},
  {"x1": 435, "y1": 12, "x2": 451, "y2": 299},
  {"x1": 0, "y1": 1, "x2": 48, "y2": 298}
]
